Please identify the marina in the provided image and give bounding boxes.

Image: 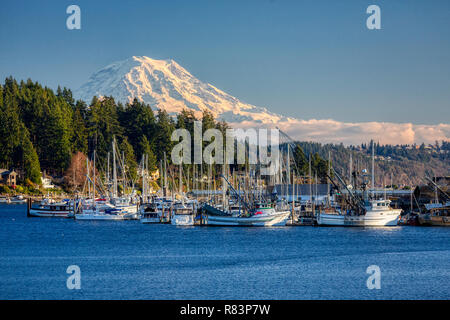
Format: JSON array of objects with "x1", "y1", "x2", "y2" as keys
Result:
[
  {"x1": 0, "y1": 2, "x2": 449, "y2": 303},
  {"x1": 16, "y1": 135, "x2": 449, "y2": 229}
]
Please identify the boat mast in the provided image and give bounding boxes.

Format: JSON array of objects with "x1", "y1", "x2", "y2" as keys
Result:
[
  {"x1": 93, "y1": 150, "x2": 96, "y2": 201},
  {"x1": 160, "y1": 160, "x2": 163, "y2": 197},
  {"x1": 328, "y1": 150, "x2": 331, "y2": 207},
  {"x1": 179, "y1": 162, "x2": 183, "y2": 204},
  {"x1": 113, "y1": 137, "x2": 117, "y2": 198},
  {"x1": 107, "y1": 152, "x2": 110, "y2": 196},
  {"x1": 309, "y1": 154, "x2": 312, "y2": 207},
  {"x1": 163, "y1": 152, "x2": 167, "y2": 197},
  {"x1": 87, "y1": 156, "x2": 91, "y2": 199},
  {"x1": 349, "y1": 152, "x2": 353, "y2": 187},
  {"x1": 372, "y1": 141, "x2": 375, "y2": 199},
  {"x1": 222, "y1": 153, "x2": 226, "y2": 209}
]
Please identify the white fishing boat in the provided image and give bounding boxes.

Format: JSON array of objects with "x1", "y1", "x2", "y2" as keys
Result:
[
  {"x1": 27, "y1": 198, "x2": 73, "y2": 217},
  {"x1": 111, "y1": 197, "x2": 138, "y2": 220},
  {"x1": 74, "y1": 197, "x2": 134, "y2": 221},
  {"x1": 139, "y1": 203, "x2": 161, "y2": 223},
  {"x1": 204, "y1": 203, "x2": 290, "y2": 227},
  {"x1": 171, "y1": 201, "x2": 197, "y2": 226},
  {"x1": 317, "y1": 199, "x2": 401, "y2": 227},
  {"x1": 0, "y1": 196, "x2": 10, "y2": 204},
  {"x1": 9, "y1": 195, "x2": 27, "y2": 204},
  {"x1": 75, "y1": 204, "x2": 126, "y2": 221},
  {"x1": 75, "y1": 212, "x2": 125, "y2": 220}
]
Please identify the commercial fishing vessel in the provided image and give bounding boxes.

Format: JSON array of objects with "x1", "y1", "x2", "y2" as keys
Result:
[
  {"x1": 202, "y1": 173, "x2": 290, "y2": 227},
  {"x1": 171, "y1": 200, "x2": 197, "y2": 226},
  {"x1": 203, "y1": 202, "x2": 290, "y2": 226},
  {"x1": 317, "y1": 199, "x2": 401, "y2": 226},
  {"x1": 317, "y1": 146, "x2": 401, "y2": 227}
]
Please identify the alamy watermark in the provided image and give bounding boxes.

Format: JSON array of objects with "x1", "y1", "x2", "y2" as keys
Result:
[
  {"x1": 366, "y1": 265, "x2": 381, "y2": 290},
  {"x1": 171, "y1": 122, "x2": 280, "y2": 176},
  {"x1": 366, "y1": 5, "x2": 381, "y2": 30},
  {"x1": 66, "y1": 265, "x2": 81, "y2": 290},
  {"x1": 66, "y1": 5, "x2": 81, "y2": 30}
]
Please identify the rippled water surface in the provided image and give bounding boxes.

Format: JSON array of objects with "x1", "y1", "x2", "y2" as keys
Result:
[{"x1": 0, "y1": 204, "x2": 448, "y2": 299}]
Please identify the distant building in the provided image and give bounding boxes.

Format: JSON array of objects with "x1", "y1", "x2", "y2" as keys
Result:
[{"x1": 0, "y1": 169, "x2": 18, "y2": 187}]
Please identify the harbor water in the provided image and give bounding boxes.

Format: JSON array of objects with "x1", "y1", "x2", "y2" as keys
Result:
[{"x1": 0, "y1": 204, "x2": 448, "y2": 299}]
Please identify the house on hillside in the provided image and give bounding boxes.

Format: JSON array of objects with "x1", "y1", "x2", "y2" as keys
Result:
[{"x1": 0, "y1": 169, "x2": 18, "y2": 187}]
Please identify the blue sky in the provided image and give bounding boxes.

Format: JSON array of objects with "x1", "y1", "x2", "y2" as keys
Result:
[{"x1": 0, "y1": 0, "x2": 449, "y2": 125}]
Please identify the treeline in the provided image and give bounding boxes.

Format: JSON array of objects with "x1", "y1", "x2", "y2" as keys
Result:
[
  {"x1": 294, "y1": 141, "x2": 449, "y2": 186},
  {"x1": 1, "y1": 77, "x2": 447, "y2": 188},
  {"x1": 0, "y1": 77, "x2": 227, "y2": 186}
]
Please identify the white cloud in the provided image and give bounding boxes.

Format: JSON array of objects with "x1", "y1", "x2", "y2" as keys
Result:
[{"x1": 230, "y1": 118, "x2": 450, "y2": 145}]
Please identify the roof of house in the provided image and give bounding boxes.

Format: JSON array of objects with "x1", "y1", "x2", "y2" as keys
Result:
[{"x1": 0, "y1": 169, "x2": 16, "y2": 176}]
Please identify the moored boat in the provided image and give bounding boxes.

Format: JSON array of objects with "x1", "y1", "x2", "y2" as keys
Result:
[
  {"x1": 418, "y1": 203, "x2": 450, "y2": 226},
  {"x1": 9, "y1": 195, "x2": 27, "y2": 204},
  {"x1": 139, "y1": 202, "x2": 161, "y2": 223},
  {"x1": 27, "y1": 198, "x2": 73, "y2": 217},
  {"x1": 317, "y1": 199, "x2": 401, "y2": 227},
  {"x1": 203, "y1": 203, "x2": 290, "y2": 227},
  {"x1": 171, "y1": 202, "x2": 197, "y2": 226}
]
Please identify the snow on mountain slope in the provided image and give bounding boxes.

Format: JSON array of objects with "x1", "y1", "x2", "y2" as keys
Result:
[
  {"x1": 75, "y1": 56, "x2": 286, "y2": 125},
  {"x1": 75, "y1": 56, "x2": 449, "y2": 145}
]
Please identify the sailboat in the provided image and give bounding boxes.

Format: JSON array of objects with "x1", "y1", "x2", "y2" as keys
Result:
[
  {"x1": 170, "y1": 164, "x2": 197, "y2": 226},
  {"x1": 75, "y1": 139, "x2": 137, "y2": 221}
]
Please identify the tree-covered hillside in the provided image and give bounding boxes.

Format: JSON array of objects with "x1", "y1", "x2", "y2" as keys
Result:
[{"x1": 0, "y1": 77, "x2": 448, "y2": 189}]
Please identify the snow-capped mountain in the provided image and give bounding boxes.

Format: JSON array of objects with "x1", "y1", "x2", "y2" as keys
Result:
[
  {"x1": 75, "y1": 56, "x2": 449, "y2": 145},
  {"x1": 75, "y1": 56, "x2": 292, "y2": 127}
]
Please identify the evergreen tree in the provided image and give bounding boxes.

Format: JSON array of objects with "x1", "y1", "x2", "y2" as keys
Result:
[
  {"x1": 86, "y1": 96, "x2": 123, "y2": 163},
  {"x1": 154, "y1": 109, "x2": 175, "y2": 162},
  {"x1": 119, "y1": 98, "x2": 156, "y2": 152},
  {"x1": 71, "y1": 100, "x2": 88, "y2": 154},
  {"x1": 119, "y1": 137, "x2": 138, "y2": 182},
  {"x1": 138, "y1": 136, "x2": 157, "y2": 172}
]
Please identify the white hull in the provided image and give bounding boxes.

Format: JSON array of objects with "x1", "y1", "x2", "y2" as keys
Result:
[
  {"x1": 140, "y1": 217, "x2": 160, "y2": 224},
  {"x1": 123, "y1": 212, "x2": 139, "y2": 220},
  {"x1": 171, "y1": 214, "x2": 195, "y2": 226},
  {"x1": 75, "y1": 213, "x2": 125, "y2": 220},
  {"x1": 29, "y1": 209, "x2": 71, "y2": 218},
  {"x1": 205, "y1": 211, "x2": 290, "y2": 226},
  {"x1": 317, "y1": 210, "x2": 401, "y2": 227},
  {"x1": 9, "y1": 200, "x2": 27, "y2": 204}
]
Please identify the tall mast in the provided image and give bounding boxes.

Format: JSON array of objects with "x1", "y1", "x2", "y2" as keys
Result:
[
  {"x1": 160, "y1": 160, "x2": 163, "y2": 197},
  {"x1": 93, "y1": 150, "x2": 96, "y2": 201},
  {"x1": 163, "y1": 152, "x2": 167, "y2": 197},
  {"x1": 122, "y1": 151, "x2": 126, "y2": 195},
  {"x1": 349, "y1": 152, "x2": 353, "y2": 187},
  {"x1": 309, "y1": 154, "x2": 312, "y2": 205},
  {"x1": 107, "y1": 152, "x2": 110, "y2": 196},
  {"x1": 222, "y1": 154, "x2": 226, "y2": 208},
  {"x1": 113, "y1": 138, "x2": 117, "y2": 198},
  {"x1": 328, "y1": 150, "x2": 331, "y2": 207},
  {"x1": 179, "y1": 163, "x2": 182, "y2": 196},
  {"x1": 372, "y1": 141, "x2": 375, "y2": 199},
  {"x1": 87, "y1": 156, "x2": 90, "y2": 199},
  {"x1": 287, "y1": 146, "x2": 291, "y2": 185}
]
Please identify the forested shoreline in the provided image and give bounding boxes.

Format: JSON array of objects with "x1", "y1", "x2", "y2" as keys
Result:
[{"x1": 0, "y1": 77, "x2": 448, "y2": 192}]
